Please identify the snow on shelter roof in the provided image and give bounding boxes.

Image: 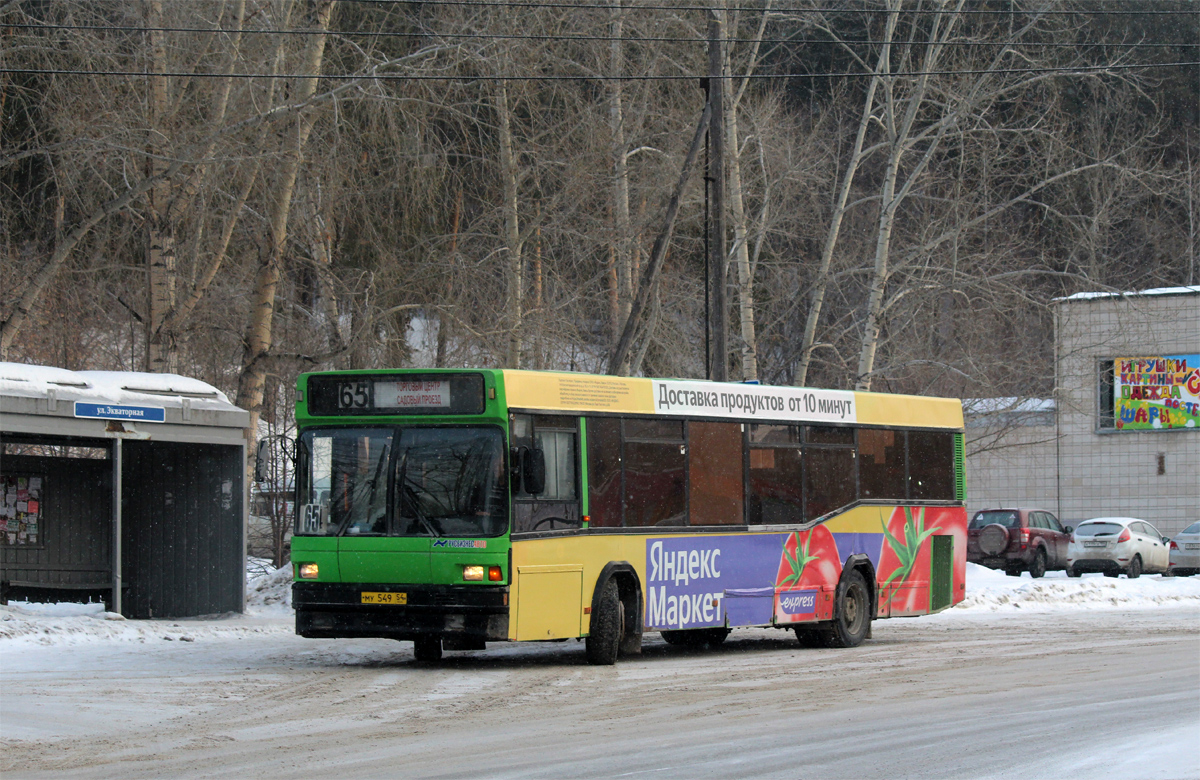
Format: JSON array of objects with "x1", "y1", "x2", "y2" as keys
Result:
[
  {"x1": 0, "y1": 363, "x2": 247, "y2": 432},
  {"x1": 0, "y1": 363, "x2": 231, "y2": 404},
  {"x1": 962, "y1": 397, "x2": 1055, "y2": 415},
  {"x1": 1052, "y1": 285, "x2": 1200, "y2": 303}
]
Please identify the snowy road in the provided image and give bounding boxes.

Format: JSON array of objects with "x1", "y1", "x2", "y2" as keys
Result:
[{"x1": 2, "y1": 569, "x2": 1199, "y2": 779}]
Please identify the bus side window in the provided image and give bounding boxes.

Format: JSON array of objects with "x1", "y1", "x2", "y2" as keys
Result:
[
  {"x1": 587, "y1": 417, "x2": 622, "y2": 527},
  {"x1": 623, "y1": 419, "x2": 686, "y2": 527},
  {"x1": 803, "y1": 447, "x2": 855, "y2": 521},
  {"x1": 859, "y1": 429, "x2": 905, "y2": 500},
  {"x1": 512, "y1": 415, "x2": 584, "y2": 533},
  {"x1": 747, "y1": 424, "x2": 803, "y2": 525},
  {"x1": 688, "y1": 421, "x2": 743, "y2": 526},
  {"x1": 907, "y1": 430, "x2": 954, "y2": 500},
  {"x1": 534, "y1": 428, "x2": 577, "y2": 501}
]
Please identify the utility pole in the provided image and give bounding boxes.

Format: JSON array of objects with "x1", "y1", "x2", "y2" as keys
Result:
[{"x1": 707, "y1": 7, "x2": 728, "y2": 382}]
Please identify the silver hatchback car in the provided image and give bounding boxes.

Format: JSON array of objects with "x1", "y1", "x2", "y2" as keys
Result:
[
  {"x1": 1168, "y1": 522, "x2": 1200, "y2": 576},
  {"x1": 1067, "y1": 517, "x2": 1170, "y2": 578}
]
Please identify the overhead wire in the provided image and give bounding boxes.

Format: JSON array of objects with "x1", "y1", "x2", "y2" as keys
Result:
[
  {"x1": 176, "y1": 0, "x2": 1200, "y2": 15},
  {"x1": 2, "y1": 60, "x2": 1194, "y2": 81},
  {"x1": 2, "y1": 21, "x2": 1198, "y2": 49}
]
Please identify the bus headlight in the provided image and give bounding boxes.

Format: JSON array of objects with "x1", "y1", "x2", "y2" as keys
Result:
[
  {"x1": 297, "y1": 562, "x2": 319, "y2": 579},
  {"x1": 462, "y1": 565, "x2": 485, "y2": 581}
]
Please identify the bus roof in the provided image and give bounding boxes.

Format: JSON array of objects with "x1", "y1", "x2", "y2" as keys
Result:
[{"x1": 501, "y1": 370, "x2": 963, "y2": 430}]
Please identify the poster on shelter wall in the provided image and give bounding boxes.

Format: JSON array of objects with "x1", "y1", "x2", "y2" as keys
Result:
[
  {"x1": 1, "y1": 473, "x2": 43, "y2": 545},
  {"x1": 1115, "y1": 355, "x2": 1200, "y2": 430}
]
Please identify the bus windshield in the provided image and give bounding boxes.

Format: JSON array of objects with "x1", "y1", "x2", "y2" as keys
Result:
[{"x1": 297, "y1": 426, "x2": 507, "y2": 538}]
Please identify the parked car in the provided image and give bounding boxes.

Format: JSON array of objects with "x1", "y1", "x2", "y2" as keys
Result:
[
  {"x1": 1168, "y1": 522, "x2": 1200, "y2": 577},
  {"x1": 967, "y1": 508, "x2": 1072, "y2": 578},
  {"x1": 1067, "y1": 517, "x2": 1170, "y2": 578}
]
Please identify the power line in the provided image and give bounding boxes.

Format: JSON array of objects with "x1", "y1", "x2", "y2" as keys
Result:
[
  {"x1": 3, "y1": 21, "x2": 1197, "y2": 49},
  {"x1": 14, "y1": 0, "x2": 1200, "y2": 14},
  {"x1": 2, "y1": 60, "x2": 1194, "y2": 81},
  {"x1": 284, "y1": 0, "x2": 1200, "y2": 16}
]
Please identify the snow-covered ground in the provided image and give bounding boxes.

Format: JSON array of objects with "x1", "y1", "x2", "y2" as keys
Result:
[
  {"x1": 2, "y1": 563, "x2": 1197, "y2": 648},
  {"x1": 955, "y1": 563, "x2": 1200, "y2": 611},
  {"x1": 2, "y1": 563, "x2": 1197, "y2": 779}
]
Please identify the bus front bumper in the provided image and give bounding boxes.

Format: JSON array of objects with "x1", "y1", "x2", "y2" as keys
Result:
[{"x1": 293, "y1": 582, "x2": 510, "y2": 642}]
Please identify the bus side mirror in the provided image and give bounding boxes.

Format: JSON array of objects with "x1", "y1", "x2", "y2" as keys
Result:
[
  {"x1": 510, "y1": 446, "x2": 524, "y2": 490},
  {"x1": 522, "y1": 447, "x2": 546, "y2": 495},
  {"x1": 254, "y1": 440, "x2": 269, "y2": 483}
]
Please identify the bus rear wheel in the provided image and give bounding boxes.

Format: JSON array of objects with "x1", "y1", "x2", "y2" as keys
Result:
[
  {"x1": 822, "y1": 569, "x2": 871, "y2": 648},
  {"x1": 586, "y1": 580, "x2": 622, "y2": 665}
]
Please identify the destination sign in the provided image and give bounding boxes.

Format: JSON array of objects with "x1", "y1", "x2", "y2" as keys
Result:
[{"x1": 306, "y1": 373, "x2": 485, "y2": 416}]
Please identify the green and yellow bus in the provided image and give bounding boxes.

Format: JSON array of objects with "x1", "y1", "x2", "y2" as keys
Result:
[{"x1": 291, "y1": 369, "x2": 968, "y2": 664}]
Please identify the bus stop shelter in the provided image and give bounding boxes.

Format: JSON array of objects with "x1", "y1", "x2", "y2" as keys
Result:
[{"x1": 0, "y1": 363, "x2": 249, "y2": 618}]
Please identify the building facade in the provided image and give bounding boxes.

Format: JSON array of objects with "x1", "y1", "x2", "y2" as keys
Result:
[{"x1": 965, "y1": 286, "x2": 1199, "y2": 536}]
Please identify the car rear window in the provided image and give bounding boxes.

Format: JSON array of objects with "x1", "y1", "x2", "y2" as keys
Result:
[
  {"x1": 1075, "y1": 522, "x2": 1123, "y2": 537},
  {"x1": 1183, "y1": 522, "x2": 1200, "y2": 534},
  {"x1": 970, "y1": 511, "x2": 1019, "y2": 530}
]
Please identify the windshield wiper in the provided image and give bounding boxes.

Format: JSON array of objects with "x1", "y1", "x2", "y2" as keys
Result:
[
  {"x1": 397, "y1": 452, "x2": 442, "y2": 537},
  {"x1": 402, "y1": 482, "x2": 442, "y2": 537}
]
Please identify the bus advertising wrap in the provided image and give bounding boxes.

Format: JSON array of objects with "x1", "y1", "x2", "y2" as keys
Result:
[
  {"x1": 1115, "y1": 355, "x2": 1200, "y2": 431},
  {"x1": 652, "y1": 380, "x2": 856, "y2": 425},
  {"x1": 643, "y1": 505, "x2": 966, "y2": 631}
]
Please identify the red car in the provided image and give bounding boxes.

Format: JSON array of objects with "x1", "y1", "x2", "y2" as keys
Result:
[{"x1": 967, "y1": 508, "x2": 1072, "y2": 578}]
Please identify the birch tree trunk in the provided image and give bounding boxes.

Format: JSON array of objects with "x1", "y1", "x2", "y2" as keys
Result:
[
  {"x1": 156, "y1": 0, "x2": 251, "y2": 356},
  {"x1": 0, "y1": 156, "x2": 189, "y2": 359},
  {"x1": 145, "y1": 0, "x2": 176, "y2": 373},
  {"x1": 794, "y1": 10, "x2": 896, "y2": 387},
  {"x1": 236, "y1": 0, "x2": 336, "y2": 444},
  {"x1": 495, "y1": 84, "x2": 524, "y2": 368},
  {"x1": 436, "y1": 189, "x2": 462, "y2": 368},
  {"x1": 609, "y1": 0, "x2": 633, "y2": 370},
  {"x1": 723, "y1": 2, "x2": 771, "y2": 382}
]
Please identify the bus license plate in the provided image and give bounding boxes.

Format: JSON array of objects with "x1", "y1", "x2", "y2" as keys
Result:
[{"x1": 361, "y1": 592, "x2": 407, "y2": 605}]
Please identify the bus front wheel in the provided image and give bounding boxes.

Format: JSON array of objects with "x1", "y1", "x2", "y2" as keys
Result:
[
  {"x1": 822, "y1": 569, "x2": 871, "y2": 648},
  {"x1": 585, "y1": 580, "x2": 622, "y2": 665}
]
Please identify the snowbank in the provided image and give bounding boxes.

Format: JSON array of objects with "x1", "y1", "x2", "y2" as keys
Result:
[
  {"x1": 954, "y1": 562, "x2": 1200, "y2": 612},
  {"x1": 2, "y1": 562, "x2": 1197, "y2": 648},
  {"x1": 0, "y1": 563, "x2": 295, "y2": 647},
  {"x1": 0, "y1": 601, "x2": 290, "y2": 646},
  {"x1": 245, "y1": 563, "x2": 293, "y2": 614}
]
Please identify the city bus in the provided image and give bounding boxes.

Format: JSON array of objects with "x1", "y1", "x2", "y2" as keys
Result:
[{"x1": 290, "y1": 369, "x2": 968, "y2": 664}]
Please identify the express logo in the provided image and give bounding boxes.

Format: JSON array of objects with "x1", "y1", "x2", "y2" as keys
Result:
[
  {"x1": 778, "y1": 590, "x2": 818, "y2": 615},
  {"x1": 432, "y1": 539, "x2": 487, "y2": 549}
]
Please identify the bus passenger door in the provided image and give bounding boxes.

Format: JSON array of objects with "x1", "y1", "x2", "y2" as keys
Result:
[{"x1": 511, "y1": 415, "x2": 582, "y2": 533}]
